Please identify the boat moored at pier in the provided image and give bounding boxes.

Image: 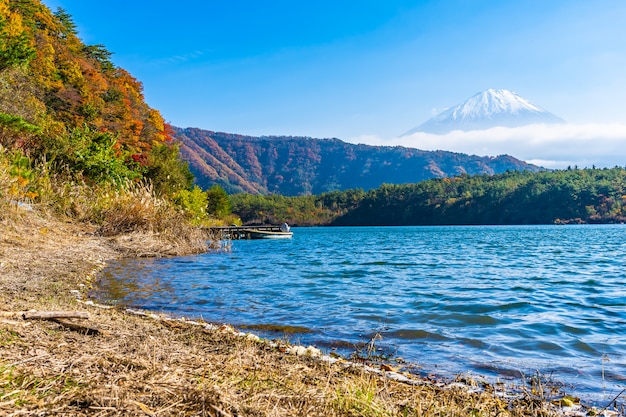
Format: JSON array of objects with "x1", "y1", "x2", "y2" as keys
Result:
[{"x1": 209, "y1": 224, "x2": 293, "y2": 240}]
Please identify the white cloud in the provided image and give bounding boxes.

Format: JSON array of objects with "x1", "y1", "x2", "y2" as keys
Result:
[{"x1": 348, "y1": 123, "x2": 626, "y2": 169}]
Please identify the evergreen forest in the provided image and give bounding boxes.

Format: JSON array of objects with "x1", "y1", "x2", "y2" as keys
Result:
[{"x1": 231, "y1": 168, "x2": 626, "y2": 226}]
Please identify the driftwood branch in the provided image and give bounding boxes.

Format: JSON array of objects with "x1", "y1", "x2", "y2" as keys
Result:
[
  {"x1": 22, "y1": 311, "x2": 89, "y2": 320},
  {"x1": 5, "y1": 311, "x2": 100, "y2": 335},
  {"x1": 52, "y1": 319, "x2": 100, "y2": 336}
]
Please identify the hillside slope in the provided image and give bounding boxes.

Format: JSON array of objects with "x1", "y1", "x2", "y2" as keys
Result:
[
  {"x1": 0, "y1": 0, "x2": 174, "y2": 159},
  {"x1": 176, "y1": 127, "x2": 541, "y2": 196},
  {"x1": 1, "y1": 1, "x2": 209, "y2": 251}
]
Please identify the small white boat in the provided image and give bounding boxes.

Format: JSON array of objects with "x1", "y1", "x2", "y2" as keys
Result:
[
  {"x1": 210, "y1": 223, "x2": 293, "y2": 240},
  {"x1": 248, "y1": 229, "x2": 293, "y2": 239}
]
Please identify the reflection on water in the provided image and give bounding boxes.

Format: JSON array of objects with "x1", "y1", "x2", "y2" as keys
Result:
[
  {"x1": 99, "y1": 258, "x2": 178, "y2": 305},
  {"x1": 94, "y1": 225, "x2": 626, "y2": 405}
]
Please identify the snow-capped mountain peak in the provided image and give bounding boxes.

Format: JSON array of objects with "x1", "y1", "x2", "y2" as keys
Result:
[
  {"x1": 405, "y1": 89, "x2": 564, "y2": 135},
  {"x1": 454, "y1": 89, "x2": 542, "y2": 119}
]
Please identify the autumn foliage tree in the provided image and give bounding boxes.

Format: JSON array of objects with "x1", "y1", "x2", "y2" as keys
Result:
[{"x1": 0, "y1": 0, "x2": 189, "y2": 195}]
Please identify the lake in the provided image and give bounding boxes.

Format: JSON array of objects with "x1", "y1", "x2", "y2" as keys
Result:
[{"x1": 95, "y1": 225, "x2": 626, "y2": 405}]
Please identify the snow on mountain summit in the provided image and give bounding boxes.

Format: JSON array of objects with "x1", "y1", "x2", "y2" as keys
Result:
[
  {"x1": 405, "y1": 89, "x2": 564, "y2": 135},
  {"x1": 455, "y1": 89, "x2": 542, "y2": 119}
]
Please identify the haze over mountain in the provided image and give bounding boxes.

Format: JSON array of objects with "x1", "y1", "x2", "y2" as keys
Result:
[
  {"x1": 404, "y1": 89, "x2": 565, "y2": 135},
  {"x1": 175, "y1": 127, "x2": 540, "y2": 196}
]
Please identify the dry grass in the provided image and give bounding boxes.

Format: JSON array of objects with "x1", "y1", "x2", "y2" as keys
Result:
[
  {"x1": 0, "y1": 310, "x2": 568, "y2": 417},
  {"x1": 99, "y1": 181, "x2": 214, "y2": 256},
  {"x1": 0, "y1": 166, "x2": 607, "y2": 416},
  {"x1": 0, "y1": 142, "x2": 213, "y2": 257}
]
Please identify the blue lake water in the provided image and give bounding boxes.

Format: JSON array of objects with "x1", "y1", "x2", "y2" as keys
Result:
[{"x1": 95, "y1": 225, "x2": 626, "y2": 405}]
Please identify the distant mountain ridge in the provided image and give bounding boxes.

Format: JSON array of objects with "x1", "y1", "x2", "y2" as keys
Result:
[
  {"x1": 405, "y1": 89, "x2": 564, "y2": 134},
  {"x1": 175, "y1": 127, "x2": 541, "y2": 196}
]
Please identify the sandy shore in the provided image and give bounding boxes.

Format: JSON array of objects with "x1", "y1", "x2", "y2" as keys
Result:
[{"x1": 0, "y1": 207, "x2": 600, "y2": 416}]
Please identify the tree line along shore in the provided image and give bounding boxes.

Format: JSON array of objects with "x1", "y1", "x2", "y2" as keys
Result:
[{"x1": 231, "y1": 167, "x2": 626, "y2": 227}]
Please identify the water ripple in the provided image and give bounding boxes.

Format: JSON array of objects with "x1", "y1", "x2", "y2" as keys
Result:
[{"x1": 95, "y1": 225, "x2": 626, "y2": 404}]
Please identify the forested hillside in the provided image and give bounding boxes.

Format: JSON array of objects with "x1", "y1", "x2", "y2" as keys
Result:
[
  {"x1": 231, "y1": 168, "x2": 626, "y2": 226},
  {"x1": 3, "y1": 3, "x2": 168, "y2": 154},
  {"x1": 0, "y1": 0, "x2": 230, "y2": 248},
  {"x1": 176, "y1": 127, "x2": 540, "y2": 196}
]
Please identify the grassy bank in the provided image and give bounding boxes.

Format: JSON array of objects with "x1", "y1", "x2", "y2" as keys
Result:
[{"x1": 1, "y1": 205, "x2": 612, "y2": 416}]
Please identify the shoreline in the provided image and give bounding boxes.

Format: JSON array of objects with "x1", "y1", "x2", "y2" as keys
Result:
[{"x1": 0, "y1": 208, "x2": 613, "y2": 415}]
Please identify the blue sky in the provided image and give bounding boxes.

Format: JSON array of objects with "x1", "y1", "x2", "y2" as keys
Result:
[{"x1": 41, "y1": 0, "x2": 626, "y2": 168}]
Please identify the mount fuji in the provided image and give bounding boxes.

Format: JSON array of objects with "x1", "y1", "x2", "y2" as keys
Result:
[{"x1": 405, "y1": 89, "x2": 565, "y2": 135}]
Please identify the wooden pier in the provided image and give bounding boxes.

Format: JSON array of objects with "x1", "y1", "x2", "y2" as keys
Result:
[{"x1": 209, "y1": 225, "x2": 293, "y2": 240}]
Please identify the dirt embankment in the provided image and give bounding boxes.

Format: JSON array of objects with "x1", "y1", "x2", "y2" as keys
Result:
[{"x1": 0, "y1": 207, "x2": 595, "y2": 416}]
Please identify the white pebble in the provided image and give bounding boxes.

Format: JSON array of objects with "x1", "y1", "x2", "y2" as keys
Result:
[
  {"x1": 288, "y1": 346, "x2": 308, "y2": 356},
  {"x1": 246, "y1": 333, "x2": 261, "y2": 342},
  {"x1": 305, "y1": 346, "x2": 322, "y2": 357}
]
